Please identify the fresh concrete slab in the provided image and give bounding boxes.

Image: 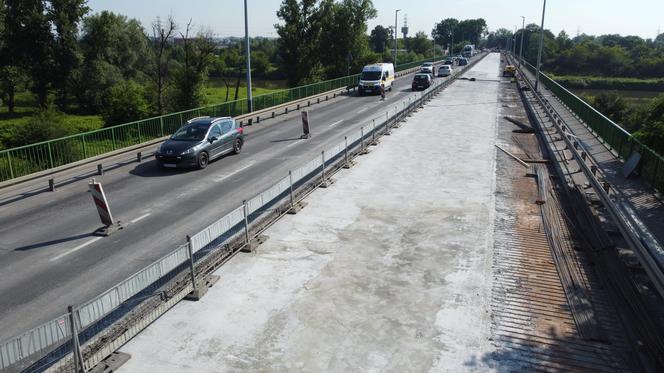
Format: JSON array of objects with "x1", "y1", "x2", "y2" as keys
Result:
[{"x1": 118, "y1": 54, "x2": 502, "y2": 372}]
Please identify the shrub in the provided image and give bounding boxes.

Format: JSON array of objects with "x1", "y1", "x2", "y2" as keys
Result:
[
  {"x1": 10, "y1": 108, "x2": 75, "y2": 147},
  {"x1": 101, "y1": 80, "x2": 149, "y2": 127}
]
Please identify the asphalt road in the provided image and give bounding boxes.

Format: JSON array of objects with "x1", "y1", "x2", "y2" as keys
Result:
[{"x1": 0, "y1": 64, "x2": 466, "y2": 341}]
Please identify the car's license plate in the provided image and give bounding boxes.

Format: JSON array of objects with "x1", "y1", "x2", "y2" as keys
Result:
[{"x1": 163, "y1": 164, "x2": 176, "y2": 168}]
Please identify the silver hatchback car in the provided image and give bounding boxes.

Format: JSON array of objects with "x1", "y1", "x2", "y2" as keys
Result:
[{"x1": 155, "y1": 117, "x2": 245, "y2": 169}]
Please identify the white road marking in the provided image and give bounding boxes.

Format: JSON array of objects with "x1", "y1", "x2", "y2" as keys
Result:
[
  {"x1": 286, "y1": 139, "x2": 305, "y2": 148},
  {"x1": 329, "y1": 119, "x2": 344, "y2": 127},
  {"x1": 357, "y1": 107, "x2": 369, "y2": 114},
  {"x1": 130, "y1": 213, "x2": 151, "y2": 224},
  {"x1": 214, "y1": 161, "x2": 256, "y2": 182},
  {"x1": 50, "y1": 237, "x2": 103, "y2": 262}
]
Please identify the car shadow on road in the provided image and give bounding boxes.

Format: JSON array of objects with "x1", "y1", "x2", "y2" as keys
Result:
[
  {"x1": 14, "y1": 232, "x2": 97, "y2": 251},
  {"x1": 129, "y1": 159, "x2": 191, "y2": 178}
]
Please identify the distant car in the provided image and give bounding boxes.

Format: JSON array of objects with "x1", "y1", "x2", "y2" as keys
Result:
[
  {"x1": 155, "y1": 116, "x2": 244, "y2": 169},
  {"x1": 503, "y1": 65, "x2": 517, "y2": 77},
  {"x1": 438, "y1": 65, "x2": 453, "y2": 77},
  {"x1": 444, "y1": 58, "x2": 454, "y2": 65},
  {"x1": 420, "y1": 62, "x2": 434, "y2": 73},
  {"x1": 412, "y1": 73, "x2": 432, "y2": 91},
  {"x1": 458, "y1": 57, "x2": 469, "y2": 66}
]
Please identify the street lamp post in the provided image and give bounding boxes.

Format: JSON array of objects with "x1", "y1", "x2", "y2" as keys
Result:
[
  {"x1": 535, "y1": 0, "x2": 547, "y2": 92},
  {"x1": 450, "y1": 32, "x2": 454, "y2": 55},
  {"x1": 513, "y1": 26, "x2": 517, "y2": 55},
  {"x1": 394, "y1": 9, "x2": 400, "y2": 68},
  {"x1": 244, "y1": 0, "x2": 253, "y2": 112},
  {"x1": 519, "y1": 16, "x2": 525, "y2": 67}
]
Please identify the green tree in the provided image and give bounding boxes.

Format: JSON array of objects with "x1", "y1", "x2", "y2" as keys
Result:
[
  {"x1": 74, "y1": 11, "x2": 151, "y2": 111},
  {"x1": 0, "y1": 66, "x2": 29, "y2": 113},
  {"x1": 317, "y1": 0, "x2": 377, "y2": 78},
  {"x1": 432, "y1": 18, "x2": 459, "y2": 48},
  {"x1": 275, "y1": 0, "x2": 324, "y2": 85},
  {"x1": 101, "y1": 80, "x2": 149, "y2": 126},
  {"x1": 170, "y1": 23, "x2": 216, "y2": 111},
  {"x1": 409, "y1": 31, "x2": 431, "y2": 55},
  {"x1": 49, "y1": 0, "x2": 89, "y2": 110},
  {"x1": 369, "y1": 25, "x2": 391, "y2": 53},
  {"x1": 4, "y1": 0, "x2": 54, "y2": 107}
]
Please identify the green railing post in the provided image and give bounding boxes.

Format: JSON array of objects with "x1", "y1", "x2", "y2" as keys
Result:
[
  {"x1": 47, "y1": 142, "x2": 54, "y2": 169},
  {"x1": 82, "y1": 137, "x2": 87, "y2": 159},
  {"x1": 137, "y1": 122, "x2": 142, "y2": 143},
  {"x1": 6, "y1": 152, "x2": 14, "y2": 179},
  {"x1": 111, "y1": 127, "x2": 116, "y2": 150},
  {"x1": 159, "y1": 117, "x2": 165, "y2": 137}
]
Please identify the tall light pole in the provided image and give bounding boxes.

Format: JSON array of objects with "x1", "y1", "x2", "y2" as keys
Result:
[
  {"x1": 394, "y1": 9, "x2": 400, "y2": 68},
  {"x1": 433, "y1": 23, "x2": 438, "y2": 62},
  {"x1": 244, "y1": 0, "x2": 253, "y2": 112},
  {"x1": 513, "y1": 26, "x2": 517, "y2": 54},
  {"x1": 450, "y1": 32, "x2": 454, "y2": 55},
  {"x1": 535, "y1": 0, "x2": 547, "y2": 91},
  {"x1": 519, "y1": 16, "x2": 525, "y2": 67}
]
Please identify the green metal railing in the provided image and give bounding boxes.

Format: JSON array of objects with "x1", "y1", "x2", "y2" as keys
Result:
[
  {"x1": 0, "y1": 58, "x2": 438, "y2": 183},
  {"x1": 520, "y1": 59, "x2": 664, "y2": 193}
]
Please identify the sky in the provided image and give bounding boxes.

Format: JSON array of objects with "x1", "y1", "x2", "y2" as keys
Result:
[{"x1": 86, "y1": 0, "x2": 662, "y2": 40}]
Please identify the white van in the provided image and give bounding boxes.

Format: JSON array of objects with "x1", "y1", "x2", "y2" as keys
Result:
[{"x1": 358, "y1": 63, "x2": 395, "y2": 96}]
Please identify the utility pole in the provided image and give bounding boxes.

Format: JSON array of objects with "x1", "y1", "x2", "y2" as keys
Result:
[
  {"x1": 535, "y1": 0, "x2": 547, "y2": 92},
  {"x1": 394, "y1": 9, "x2": 401, "y2": 68},
  {"x1": 519, "y1": 16, "x2": 525, "y2": 67},
  {"x1": 244, "y1": 0, "x2": 253, "y2": 112},
  {"x1": 450, "y1": 32, "x2": 454, "y2": 55},
  {"x1": 513, "y1": 26, "x2": 517, "y2": 55}
]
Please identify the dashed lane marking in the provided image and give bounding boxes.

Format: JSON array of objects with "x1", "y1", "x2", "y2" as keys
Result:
[{"x1": 50, "y1": 237, "x2": 103, "y2": 262}]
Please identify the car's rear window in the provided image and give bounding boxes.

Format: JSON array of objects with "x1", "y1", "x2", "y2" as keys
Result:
[{"x1": 414, "y1": 75, "x2": 428, "y2": 81}]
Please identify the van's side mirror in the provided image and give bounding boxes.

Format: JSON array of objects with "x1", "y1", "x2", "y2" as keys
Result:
[{"x1": 208, "y1": 136, "x2": 217, "y2": 143}]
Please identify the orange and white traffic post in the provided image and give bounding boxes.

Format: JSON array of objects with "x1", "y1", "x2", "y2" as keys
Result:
[{"x1": 89, "y1": 178, "x2": 123, "y2": 235}]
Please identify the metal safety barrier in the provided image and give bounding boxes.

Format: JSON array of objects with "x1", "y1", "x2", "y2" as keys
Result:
[
  {"x1": 0, "y1": 53, "x2": 486, "y2": 372},
  {"x1": 516, "y1": 58, "x2": 664, "y2": 193}
]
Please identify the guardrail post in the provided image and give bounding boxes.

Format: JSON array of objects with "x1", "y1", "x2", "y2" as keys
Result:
[
  {"x1": 289, "y1": 170, "x2": 295, "y2": 209},
  {"x1": 68, "y1": 305, "x2": 84, "y2": 373},
  {"x1": 159, "y1": 117, "x2": 165, "y2": 136},
  {"x1": 343, "y1": 136, "x2": 351, "y2": 169},
  {"x1": 111, "y1": 127, "x2": 117, "y2": 150},
  {"x1": 49, "y1": 178, "x2": 55, "y2": 192},
  {"x1": 243, "y1": 200, "x2": 251, "y2": 245},
  {"x1": 186, "y1": 235, "x2": 197, "y2": 292},
  {"x1": 97, "y1": 164, "x2": 103, "y2": 176},
  {"x1": 360, "y1": 127, "x2": 369, "y2": 155},
  {"x1": 82, "y1": 137, "x2": 87, "y2": 159},
  {"x1": 47, "y1": 142, "x2": 55, "y2": 169},
  {"x1": 6, "y1": 152, "x2": 14, "y2": 179},
  {"x1": 371, "y1": 120, "x2": 378, "y2": 146}
]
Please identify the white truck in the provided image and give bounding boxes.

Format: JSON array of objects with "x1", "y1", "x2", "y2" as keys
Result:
[
  {"x1": 462, "y1": 44, "x2": 476, "y2": 58},
  {"x1": 358, "y1": 63, "x2": 395, "y2": 96}
]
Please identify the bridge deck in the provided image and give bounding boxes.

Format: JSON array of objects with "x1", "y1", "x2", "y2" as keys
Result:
[{"x1": 113, "y1": 54, "x2": 639, "y2": 372}]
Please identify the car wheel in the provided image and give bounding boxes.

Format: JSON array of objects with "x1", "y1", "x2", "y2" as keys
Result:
[
  {"x1": 197, "y1": 151, "x2": 209, "y2": 169},
  {"x1": 233, "y1": 138, "x2": 243, "y2": 154}
]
